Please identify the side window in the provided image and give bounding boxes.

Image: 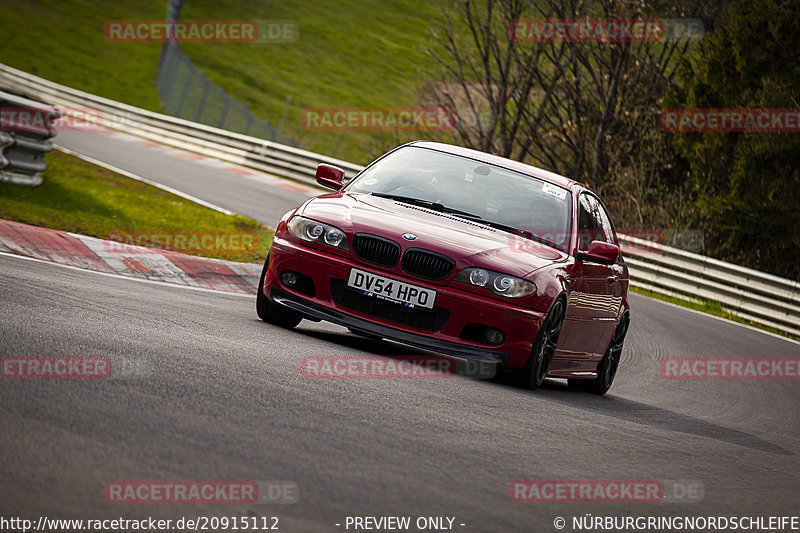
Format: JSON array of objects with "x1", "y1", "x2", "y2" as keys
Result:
[
  {"x1": 577, "y1": 193, "x2": 615, "y2": 250},
  {"x1": 594, "y1": 199, "x2": 617, "y2": 246}
]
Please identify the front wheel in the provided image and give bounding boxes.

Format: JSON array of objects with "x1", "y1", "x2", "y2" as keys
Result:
[
  {"x1": 256, "y1": 254, "x2": 303, "y2": 329},
  {"x1": 569, "y1": 314, "x2": 629, "y2": 395},
  {"x1": 515, "y1": 298, "x2": 565, "y2": 390}
]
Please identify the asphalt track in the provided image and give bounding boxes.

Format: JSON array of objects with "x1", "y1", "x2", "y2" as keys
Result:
[
  {"x1": 54, "y1": 129, "x2": 316, "y2": 224},
  {"x1": 1, "y1": 129, "x2": 799, "y2": 531}
]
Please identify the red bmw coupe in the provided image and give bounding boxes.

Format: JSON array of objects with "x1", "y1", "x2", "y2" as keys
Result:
[{"x1": 258, "y1": 141, "x2": 630, "y2": 394}]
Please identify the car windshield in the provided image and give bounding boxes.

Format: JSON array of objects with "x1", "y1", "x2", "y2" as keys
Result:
[{"x1": 345, "y1": 146, "x2": 572, "y2": 251}]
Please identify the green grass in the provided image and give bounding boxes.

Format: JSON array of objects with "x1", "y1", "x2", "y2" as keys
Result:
[
  {"x1": 0, "y1": 0, "x2": 165, "y2": 111},
  {"x1": 178, "y1": 0, "x2": 444, "y2": 163},
  {"x1": 1, "y1": 0, "x2": 445, "y2": 163},
  {"x1": 0, "y1": 150, "x2": 272, "y2": 263},
  {"x1": 630, "y1": 286, "x2": 799, "y2": 342}
]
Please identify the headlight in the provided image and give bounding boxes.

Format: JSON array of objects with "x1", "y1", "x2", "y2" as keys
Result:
[
  {"x1": 469, "y1": 268, "x2": 489, "y2": 286},
  {"x1": 454, "y1": 267, "x2": 536, "y2": 298},
  {"x1": 494, "y1": 275, "x2": 513, "y2": 292},
  {"x1": 287, "y1": 216, "x2": 349, "y2": 251}
]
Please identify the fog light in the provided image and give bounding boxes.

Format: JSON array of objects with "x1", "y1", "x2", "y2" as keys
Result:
[
  {"x1": 484, "y1": 328, "x2": 505, "y2": 346},
  {"x1": 281, "y1": 271, "x2": 298, "y2": 287}
]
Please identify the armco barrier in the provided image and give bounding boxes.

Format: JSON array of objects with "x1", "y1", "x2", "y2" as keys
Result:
[
  {"x1": 0, "y1": 63, "x2": 797, "y2": 337},
  {"x1": 0, "y1": 63, "x2": 362, "y2": 186},
  {"x1": 0, "y1": 90, "x2": 59, "y2": 186},
  {"x1": 620, "y1": 234, "x2": 800, "y2": 337}
]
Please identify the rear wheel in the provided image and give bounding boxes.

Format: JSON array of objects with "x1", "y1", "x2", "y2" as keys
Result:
[
  {"x1": 256, "y1": 254, "x2": 303, "y2": 329},
  {"x1": 569, "y1": 314, "x2": 629, "y2": 395},
  {"x1": 515, "y1": 299, "x2": 565, "y2": 390}
]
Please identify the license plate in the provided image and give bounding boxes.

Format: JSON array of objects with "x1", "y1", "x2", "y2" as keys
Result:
[{"x1": 347, "y1": 268, "x2": 436, "y2": 310}]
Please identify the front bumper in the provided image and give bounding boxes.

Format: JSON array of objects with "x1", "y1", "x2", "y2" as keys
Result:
[
  {"x1": 265, "y1": 236, "x2": 546, "y2": 367},
  {"x1": 271, "y1": 289, "x2": 508, "y2": 364}
]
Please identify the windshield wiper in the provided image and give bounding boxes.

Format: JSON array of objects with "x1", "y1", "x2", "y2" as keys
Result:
[
  {"x1": 452, "y1": 214, "x2": 526, "y2": 234},
  {"x1": 370, "y1": 192, "x2": 563, "y2": 250},
  {"x1": 370, "y1": 192, "x2": 480, "y2": 218},
  {"x1": 446, "y1": 212, "x2": 564, "y2": 250}
]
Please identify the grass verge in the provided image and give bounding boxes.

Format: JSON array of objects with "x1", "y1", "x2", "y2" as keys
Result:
[
  {"x1": 630, "y1": 286, "x2": 799, "y2": 342},
  {"x1": 0, "y1": 149, "x2": 272, "y2": 264}
]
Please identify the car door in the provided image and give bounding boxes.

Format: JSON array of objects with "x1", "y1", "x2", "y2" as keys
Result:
[
  {"x1": 559, "y1": 193, "x2": 622, "y2": 365},
  {"x1": 578, "y1": 193, "x2": 623, "y2": 358}
]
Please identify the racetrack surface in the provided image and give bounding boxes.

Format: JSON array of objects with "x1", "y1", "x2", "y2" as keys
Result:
[
  {"x1": 55, "y1": 129, "x2": 316, "y2": 224},
  {"x1": 2, "y1": 130, "x2": 799, "y2": 530},
  {"x1": 2, "y1": 254, "x2": 799, "y2": 530}
]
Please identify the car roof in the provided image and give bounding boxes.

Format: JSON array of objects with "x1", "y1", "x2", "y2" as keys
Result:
[{"x1": 406, "y1": 140, "x2": 584, "y2": 192}]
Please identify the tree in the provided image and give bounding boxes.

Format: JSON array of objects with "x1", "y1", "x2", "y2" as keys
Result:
[
  {"x1": 426, "y1": 0, "x2": 719, "y2": 236},
  {"x1": 667, "y1": 0, "x2": 800, "y2": 279}
]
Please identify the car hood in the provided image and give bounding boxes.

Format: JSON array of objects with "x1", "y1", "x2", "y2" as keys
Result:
[{"x1": 300, "y1": 192, "x2": 567, "y2": 278}]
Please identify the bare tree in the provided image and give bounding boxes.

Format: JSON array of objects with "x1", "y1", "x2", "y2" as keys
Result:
[
  {"x1": 426, "y1": 0, "x2": 720, "y2": 230},
  {"x1": 426, "y1": 0, "x2": 548, "y2": 158}
]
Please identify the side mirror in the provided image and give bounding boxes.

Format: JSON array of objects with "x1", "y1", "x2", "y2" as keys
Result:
[
  {"x1": 576, "y1": 241, "x2": 620, "y2": 265},
  {"x1": 316, "y1": 164, "x2": 345, "y2": 190}
]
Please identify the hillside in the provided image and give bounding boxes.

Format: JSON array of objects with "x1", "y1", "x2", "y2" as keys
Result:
[{"x1": 0, "y1": 0, "x2": 445, "y2": 163}]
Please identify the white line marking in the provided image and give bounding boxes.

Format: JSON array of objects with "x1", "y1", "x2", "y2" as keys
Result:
[
  {"x1": 0, "y1": 251, "x2": 253, "y2": 299},
  {"x1": 53, "y1": 145, "x2": 237, "y2": 216},
  {"x1": 632, "y1": 292, "x2": 800, "y2": 347}
]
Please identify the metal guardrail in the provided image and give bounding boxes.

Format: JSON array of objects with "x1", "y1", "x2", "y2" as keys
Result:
[
  {"x1": 0, "y1": 90, "x2": 59, "y2": 186},
  {"x1": 0, "y1": 63, "x2": 362, "y2": 185},
  {"x1": 0, "y1": 62, "x2": 797, "y2": 337},
  {"x1": 620, "y1": 234, "x2": 800, "y2": 337}
]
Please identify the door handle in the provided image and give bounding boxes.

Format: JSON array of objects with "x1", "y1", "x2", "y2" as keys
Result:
[{"x1": 607, "y1": 276, "x2": 617, "y2": 284}]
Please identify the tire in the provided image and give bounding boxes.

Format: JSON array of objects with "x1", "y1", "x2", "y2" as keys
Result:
[
  {"x1": 256, "y1": 253, "x2": 303, "y2": 329},
  {"x1": 515, "y1": 298, "x2": 565, "y2": 390},
  {"x1": 569, "y1": 314, "x2": 629, "y2": 395}
]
